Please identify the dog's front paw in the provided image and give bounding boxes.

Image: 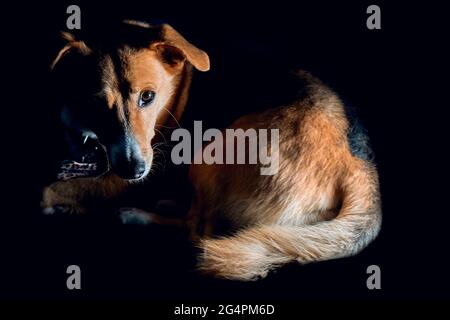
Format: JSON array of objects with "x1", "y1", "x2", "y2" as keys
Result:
[
  {"x1": 41, "y1": 181, "x2": 87, "y2": 215},
  {"x1": 41, "y1": 203, "x2": 87, "y2": 216},
  {"x1": 42, "y1": 204, "x2": 83, "y2": 215},
  {"x1": 118, "y1": 207, "x2": 186, "y2": 227},
  {"x1": 117, "y1": 207, "x2": 157, "y2": 225}
]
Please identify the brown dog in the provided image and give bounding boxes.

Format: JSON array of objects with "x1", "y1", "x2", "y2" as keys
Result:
[{"x1": 43, "y1": 20, "x2": 381, "y2": 281}]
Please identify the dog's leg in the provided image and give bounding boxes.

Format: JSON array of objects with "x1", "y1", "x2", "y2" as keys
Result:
[
  {"x1": 118, "y1": 206, "x2": 185, "y2": 227},
  {"x1": 118, "y1": 200, "x2": 186, "y2": 227},
  {"x1": 41, "y1": 173, "x2": 127, "y2": 215}
]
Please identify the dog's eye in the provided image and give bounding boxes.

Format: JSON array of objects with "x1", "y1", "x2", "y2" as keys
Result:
[{"x1": 138, "y1": 90, "x2": 156, "y2": 107}]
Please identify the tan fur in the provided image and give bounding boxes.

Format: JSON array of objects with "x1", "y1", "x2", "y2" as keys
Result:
[{"x1": 189, "y1": 71, "x2": 381, "y2": 280}]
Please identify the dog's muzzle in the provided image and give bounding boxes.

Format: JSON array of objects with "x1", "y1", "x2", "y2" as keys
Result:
[{"x1": 109, "y1": 137, "x2": 148, "y2": 180}]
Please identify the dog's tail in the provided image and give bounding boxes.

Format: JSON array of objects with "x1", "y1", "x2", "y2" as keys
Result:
[{"x1": 198, "y1": 160, "x2": 382, "y2": 281}]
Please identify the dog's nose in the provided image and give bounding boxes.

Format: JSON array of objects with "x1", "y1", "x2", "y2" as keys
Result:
[
  {"x1": 133, "y1": 161, "x2": 147, "y2": 179},
  {"x1": 109, "y1": 136, "x2": 149, "y2": 180},
  {"x1": 112, "y1": 156, "x2": 147, "y2": 180}
]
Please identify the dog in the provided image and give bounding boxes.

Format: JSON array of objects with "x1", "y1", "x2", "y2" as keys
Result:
[{"x1": 43, "y1": 20, "x2": 381, "y2": 281}]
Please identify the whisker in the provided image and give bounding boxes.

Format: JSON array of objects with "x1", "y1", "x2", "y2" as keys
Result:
[
  {"x1": 161, "y1": 107, "x2": 181, "y2": 129},
  {"x1": 151, "y1": 147, "x2": 167, "y2": 173},
  {"x1": 155, "y1": 148, "x2": 167, "y2": 164},
  {"x1": 156, "y1": 124, "x2": 178, "y2": 129},
  {"x1": 154, "y1": 128, "x2": 168, "y2": 144},
  {"x1": 152, "y1": 142, "x2": 166, "y2": 149}
]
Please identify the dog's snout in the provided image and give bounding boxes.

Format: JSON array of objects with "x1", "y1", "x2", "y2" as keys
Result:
[
  {"x1": 109, "y1": 139, "x2": 148, "y2": 180},
  {"x1": 112, "y1": 154, "x2": 147, "y2": 180}
]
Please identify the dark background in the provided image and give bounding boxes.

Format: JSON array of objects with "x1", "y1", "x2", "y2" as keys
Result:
[{"x1": 0, "y1": 0, "x2": 448, "y2": 303}]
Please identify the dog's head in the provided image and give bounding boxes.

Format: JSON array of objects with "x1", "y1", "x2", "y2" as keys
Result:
[{"x1": 51, "y1": 20, "x2": 209, "y2": 181}]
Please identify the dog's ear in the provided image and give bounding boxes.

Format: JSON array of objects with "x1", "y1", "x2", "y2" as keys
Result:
[
  {"x1": 151, "y1": 24, "x2": 210, "y2": 72},
  {"x1": 50, "y1": 32, "x2": 91, "y2": 70}
]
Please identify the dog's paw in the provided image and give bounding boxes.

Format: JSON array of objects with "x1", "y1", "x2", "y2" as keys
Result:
[
  {"x1": 118, "y1": 207, "x2": 186, "y2": 227},
  {"x1": 42, "y1": 204, "x2": 72, "y2": 215},
  {"x1": 117, "y1": 207, "x2": 157, "y2": 225},
  {"x1": 41, "y1": 181, "x2": 87, "y2": 215},
  {"x1": 42, "y1": 204, "x2": 87, "y2": 216}
]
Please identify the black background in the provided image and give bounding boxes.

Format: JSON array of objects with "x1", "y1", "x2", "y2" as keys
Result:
[{"x1": 0, "y1": 0, "x2": 449, "y2": 304}]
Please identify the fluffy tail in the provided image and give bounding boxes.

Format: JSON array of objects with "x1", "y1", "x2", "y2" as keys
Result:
[{"x1": 198, "y1": 162, "x2": 382, "y2": 281}]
